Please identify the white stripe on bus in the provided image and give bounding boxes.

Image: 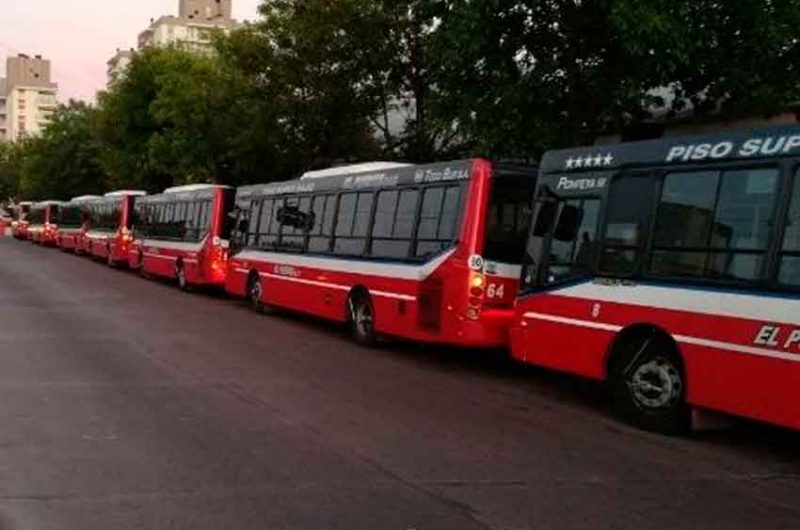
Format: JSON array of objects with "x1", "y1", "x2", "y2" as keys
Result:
[
  {"x1": 235, "y1": 249, "x2": 456, "y2": 282},
  {"x1": 257, "y1": 271, "x2": 416, "y2": 302},
  {"x1": 142, "y1": 238, "x2": 207, "y2": 252},
  {"x1": 554, "y1": 281, "x2": 800, "y2": 324},
  {"x1": 523, "y1": 311, "x2": 800, "y2": 363}
]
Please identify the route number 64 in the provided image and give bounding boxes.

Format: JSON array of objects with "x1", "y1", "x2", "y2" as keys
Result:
[{"x1": 486, "y1": 283, "x2": 505, "y2": 299}]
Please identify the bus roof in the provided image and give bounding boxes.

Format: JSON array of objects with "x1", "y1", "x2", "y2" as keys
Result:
[
  {"x1": 236, "y1": 160, "x2": 475, "y2": 200},
  {"x1": 163, "y1": 184, "x2": 229, "y2": 194},
  {"x1": 32, "y1": 200, "x2": 63, "y2": 208},
  {"x1": 540, "y1": 125, "x2": 800, "y2": 174},
  {"x1": 104, "y1": 190, "x2": 147, "y2": 198},
  {"x1": 300, "y1": 162, "x2": 412, "y2": 180},
  {"x1": 70, "y1": 195, "x2": 102, "y2": 202}
]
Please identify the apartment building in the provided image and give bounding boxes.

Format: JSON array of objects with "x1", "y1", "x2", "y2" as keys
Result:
[
  {"x1": 0, "y1": 54, "x2": 58, "y2": 142},
  {"x1": 108, "y1": 0, "x2": 237, "y2": 83}
]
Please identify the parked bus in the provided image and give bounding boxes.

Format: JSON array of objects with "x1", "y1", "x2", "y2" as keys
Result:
[
  {"x1": 226, "y1": 160, "x2": 537, "y2": 347},
  {"x1": 0, "y1": 206, "x2": 11, "y2": 236},
  {"x1": 11, "y1": 201, "x2": 33, "y2": 240},
  {"x1": 56, "y1": 195, "x2": 100, "y2": 252},
  {"x1": 84, "y1": 190, "x2": 146, "y2": 266},
  {"x1": 511, "y1": 126, "x2": 800, "y2": 433},
  {"x1": 27, "y1": 201, "x2": 62, "y2": 245},
  {"x1": 132, "y1": 184, "x2": 234, "y2": 289}
]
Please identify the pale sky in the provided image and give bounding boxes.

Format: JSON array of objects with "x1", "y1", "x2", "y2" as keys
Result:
[{"x1": 0, "y1": 0, "x2": 261, "y2": 102}]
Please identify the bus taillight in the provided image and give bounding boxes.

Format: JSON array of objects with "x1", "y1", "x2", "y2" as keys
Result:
[
  {"x1": 210, "y1": 245, "x2": 228, "y2": 273},
  {"x1": 469, "y1": 273, "x2": 486, "y2": 297},
  {"x1": 467, "y1": 273, "x2": 486, "y2": 320}
]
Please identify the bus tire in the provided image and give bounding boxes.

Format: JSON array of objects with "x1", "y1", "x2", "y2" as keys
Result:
[
  {"x1": 246, "y1": 272, "x2": 265, "y2": 313},
  {"x1": 608, "y1": 330, "x2": 691, "y2": 435},
  {"x1": 175, "y1": 261, "x2": 191, "y2": 292},
  {"x1": 348, "y1": 291, "x2": 377, "y2": 347}
]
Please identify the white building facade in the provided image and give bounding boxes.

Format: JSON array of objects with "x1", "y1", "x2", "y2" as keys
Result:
[
  {"x1": 0, "y1": 54, "x2": 58, "y2": 142},
  {"x1": 108, "y1": 0, "x2": 237, "y2": 84}
]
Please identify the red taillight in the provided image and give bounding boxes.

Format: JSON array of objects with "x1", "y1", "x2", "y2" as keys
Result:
[
  {"x1": 469, "y1": 273, "x2": 486, "y2": 298},
  {"x1": 210, "y1": 246, "x2": 228, "y2": 272}
]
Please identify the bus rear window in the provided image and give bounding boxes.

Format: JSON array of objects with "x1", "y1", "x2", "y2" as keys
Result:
[{"x1": 483, "y1": 176, "x2": 534, "y2": 264}]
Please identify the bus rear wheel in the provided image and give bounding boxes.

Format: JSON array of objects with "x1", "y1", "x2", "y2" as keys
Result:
[
  {"x1": 349, "y1": 292, "x2": 377, "y2": 347},
  {"x1": 609, "y1": 332, "x2": 691, "y2": 435},
  {"x1": 176, "y1": 262, "x2": 191, "y2": 292},
  {"x1": 247, "y1": 273, "x2": 265, "y2": 313}
]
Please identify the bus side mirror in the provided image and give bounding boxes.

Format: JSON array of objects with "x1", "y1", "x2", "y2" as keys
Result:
[
  {"x1": 554, "y1": 204, "x2": 582, "y2": 242},
  {"x1": 237, "y1": 218, "x2": 248, "y2": 234}
]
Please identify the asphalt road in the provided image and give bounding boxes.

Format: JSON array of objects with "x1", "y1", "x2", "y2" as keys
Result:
[{"x1": 0, "y1": 237, "x2": 799, "y2": 530}]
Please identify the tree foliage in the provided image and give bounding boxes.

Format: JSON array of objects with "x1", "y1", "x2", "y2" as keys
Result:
[
  {"x1": 4, "y1": 0, "x2": 800, "y2": 200},
  {"x1": 16, "y1": 101, "x2": 104, "y2": 200},
  {"x1": 430, "y1": 0, "x2": 800, "y2": 159}
]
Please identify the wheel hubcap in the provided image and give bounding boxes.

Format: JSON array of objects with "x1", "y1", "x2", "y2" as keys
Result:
[
  {"x1": 249, "y1": 280, "x2": 261, "y2": 306},
  {"x1": 628, "y1": 357, "x2": 682, "y2": 410},
  {"x1": 355, "y1": 302, "x2": 372, "y2": 336}
]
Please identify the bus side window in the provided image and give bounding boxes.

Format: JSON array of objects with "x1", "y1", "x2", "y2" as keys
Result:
[
  {"x1": 415, "y1": 185, "x2": 463, "y2": 259},
  {"x1": 370, "y1": 189, "x2": 418, "y2": 259},
  {"x1": 779, "y1": 169, "x2": 800, "y2": 287},
  {"x1": 649, "y1": 168, "x2": 778, "y2": 283},
  {"x1": 308, "y1": 195, "x2": 336, "y2": 253},
  {"x1": 334, "y1": 192, "x2": 373, "y2": 256},
  {"x1": 599, "y1": 175, "x2": 655, "y2": 276}
]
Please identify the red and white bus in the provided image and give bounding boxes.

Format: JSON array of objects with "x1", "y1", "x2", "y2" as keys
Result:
[
  {"x1": 56, "y1": 195, "x2": 100, "y2": 252},
  {"x1": 226, "y1": 160, "x2": 537, "y2": 347},
  {"x1": 132, "y1": 184, "x2": 235, "y2": 289},
  {"x1": 0, "y1": 206, "x2": 11, "y2": 236},
  {"x1": 512, "y1": 126, "x2": 800, "y2": 433},
  {"x1": 11, "y1": 201, "x2": 33, "y2": 240},
  {"x1": 84, "y1": 191, "x2": 146, "y2": 266},
  {"x1": 27, "y1": 201, "x2": 62, "y2": 245}
]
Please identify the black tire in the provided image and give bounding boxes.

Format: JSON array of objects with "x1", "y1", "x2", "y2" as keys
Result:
[
  {"x1": 609, "y1": 332, "x2": 691, "y2": 435},
  {"x1": 175, "y1": 262, "x2": 191, "y2": 292},
  {"x1": 246, "y1": 273, "x2": 265, "y2": 313},
  {"x1": 349, "y1": 292, "x2": 377, "y2": 347}
]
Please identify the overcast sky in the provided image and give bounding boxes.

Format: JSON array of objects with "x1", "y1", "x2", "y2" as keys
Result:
[{"x1": 0, "y1": 0, "x2": 261, "y2": 102}]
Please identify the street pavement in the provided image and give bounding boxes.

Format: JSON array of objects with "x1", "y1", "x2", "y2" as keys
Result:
[{"x1": 0, "y1": 237, "x2": 799, "y2": 529}]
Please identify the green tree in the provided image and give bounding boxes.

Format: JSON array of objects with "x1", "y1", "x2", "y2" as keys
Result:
[
  {"x1": 0, "y1": 141, "x2": 25, "y2": 201},
  {"x1": 430, "y1": 0, "x2": 800, "y2": 159},
  {"x1": 97, "y1": 45, "x2": 272, "y2": 190},
  {"x1": 218, "y1": 1, "x2": 386, "y2": 178},
  {"x1": 17, "y1": 101, "x2": 105, "y2": 200}
]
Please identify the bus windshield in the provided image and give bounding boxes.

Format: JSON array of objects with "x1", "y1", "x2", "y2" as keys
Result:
[
  {"x1": 483, "y1": 175, "x2": 535, "y2": 264},
  {"x1": 60, "y1": 205, "x2": 86, "y2": 229}
]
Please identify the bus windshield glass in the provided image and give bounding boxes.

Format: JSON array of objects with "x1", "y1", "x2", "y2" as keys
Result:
[{"x1": 483, "y1": 175, "x2": 534, "y2": 264}]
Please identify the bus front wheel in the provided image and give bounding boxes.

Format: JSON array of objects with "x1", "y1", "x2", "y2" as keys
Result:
[
  {"x1": 609, "y1": 331, "x2": 691, "y2": 435},
  {"x1": 349, "y1": 292, "x2": 377, "y2": 347}
]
